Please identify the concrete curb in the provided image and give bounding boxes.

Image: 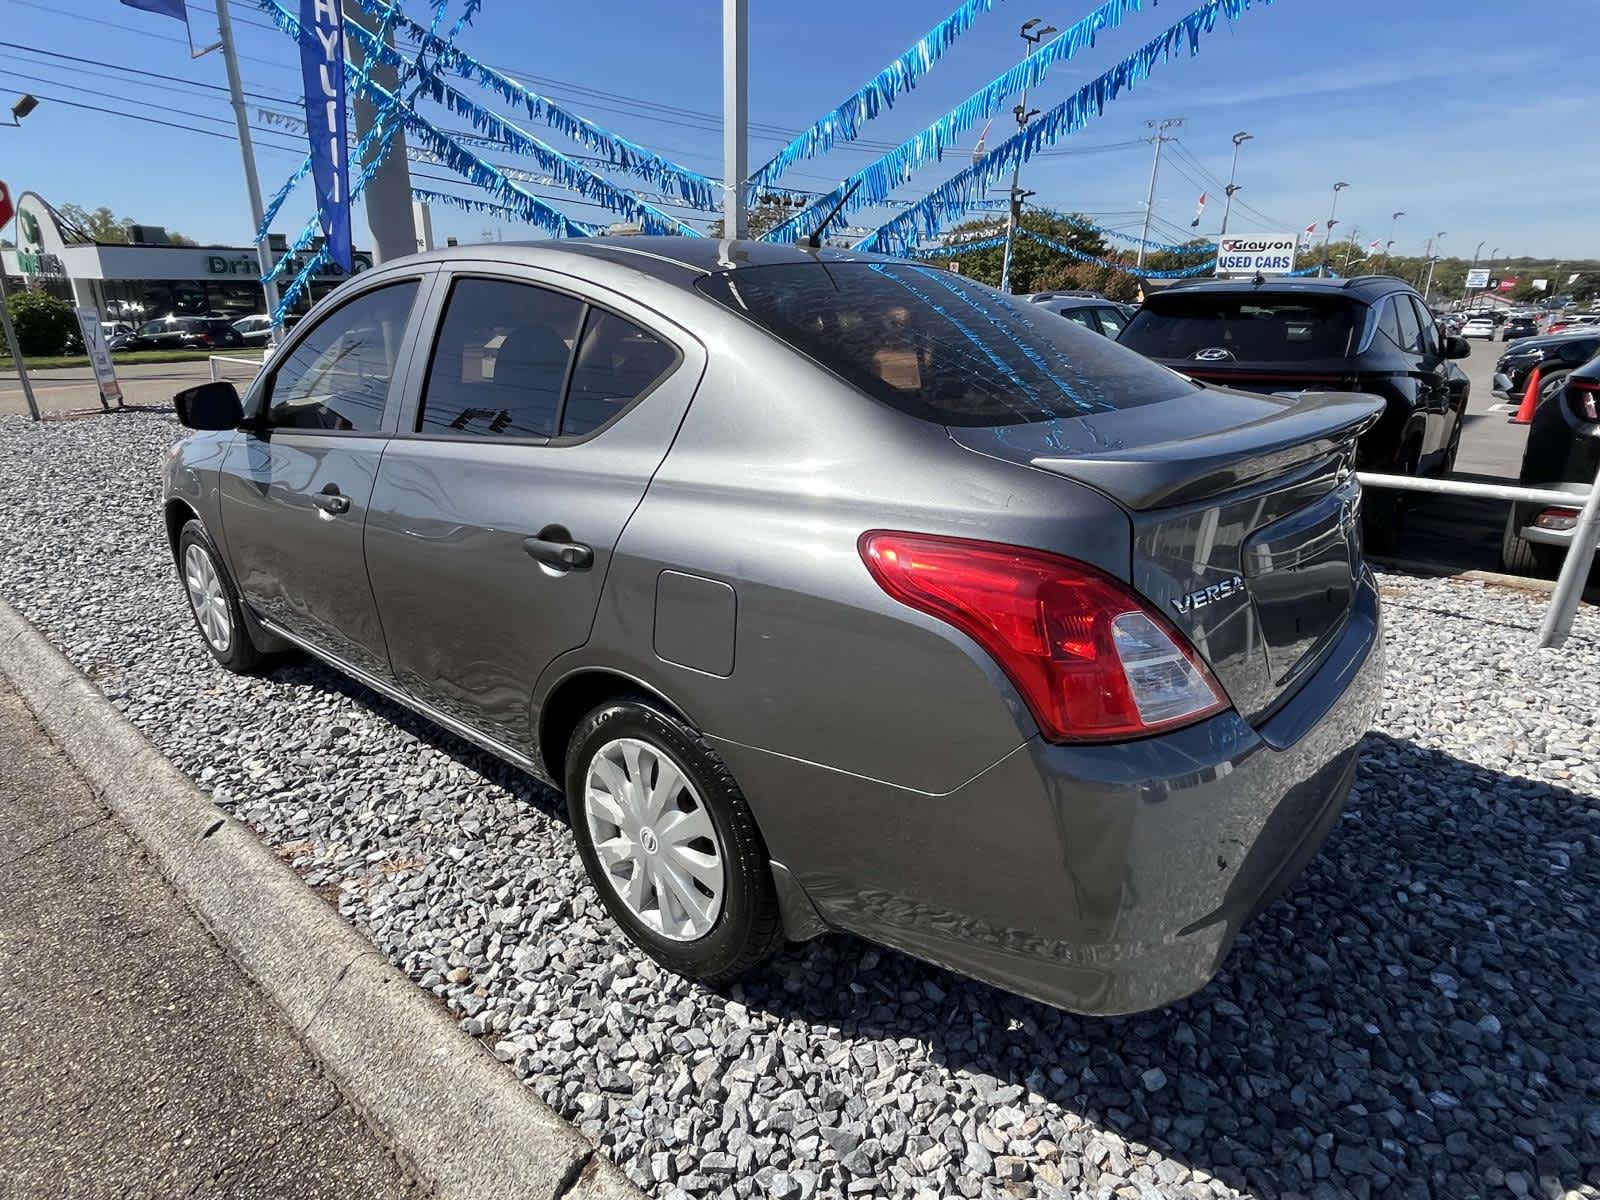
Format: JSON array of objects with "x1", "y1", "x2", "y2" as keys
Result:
[{"x1": 0, "y1": 599, "x2": 642, "y2": 1200}]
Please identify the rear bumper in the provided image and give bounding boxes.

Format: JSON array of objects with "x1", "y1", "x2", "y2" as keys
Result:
[{"x1": 722, "y1": 572, "x2": 1384, "y2": 1015}]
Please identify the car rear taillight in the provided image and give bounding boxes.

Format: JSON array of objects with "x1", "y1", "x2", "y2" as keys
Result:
[
  {"x1": 1533, "y1": 507, "x2": 1579, "y2": 532},
  {"x1": 859, "y1": 532, "x2": 1229, "y2": 743},
  {"x1": 1568, "y1": 379, "x2": 1600, "y2": 422}
]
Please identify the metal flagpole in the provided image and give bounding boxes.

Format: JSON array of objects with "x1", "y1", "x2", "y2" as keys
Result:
[
  {"x1": 1136, "y1": 118, "x2": 1182, "y2": 271},
  {"x1": 722, "y1": 0, "x2": 748, "y2": 240},
  {"x1": 1320, "y1": 181, "x2": 1348, "y2": 277},
  {"x1": 214, "y1": 0, "x2": 284, "y2": 338}
]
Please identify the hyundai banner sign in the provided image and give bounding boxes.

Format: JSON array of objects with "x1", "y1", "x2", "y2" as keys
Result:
[{"x1": 1216, "y1": 234, "x2": 1298, "y2": 277}]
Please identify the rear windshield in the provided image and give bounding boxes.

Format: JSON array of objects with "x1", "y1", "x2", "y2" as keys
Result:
[
  {"x1": 696, "y1": 262, "x2": 1192, "y2": 426},
  {"x1": 1120, "y1": 293, "x2": 1360, "y2": 363}
]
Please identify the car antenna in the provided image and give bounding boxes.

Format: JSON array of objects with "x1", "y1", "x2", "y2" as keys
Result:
[
  {"x1": 1252, "y1": 271, "x2": 1266, "y2": 287},
  {"x1": 807, "y1": 180, "x2": 864, "y2": 249}
]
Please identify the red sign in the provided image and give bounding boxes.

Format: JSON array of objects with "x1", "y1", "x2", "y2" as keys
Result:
[
  {"x1": 1497, "y1": 277, "x2": 1518, "y2": 292},
  {"x1": 0, "y1": 180, "x2": 12, "y2": 232}
]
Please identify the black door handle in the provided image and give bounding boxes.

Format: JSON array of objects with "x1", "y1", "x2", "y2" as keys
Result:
[
  {"x1": 312, "y1": 484, "x2": 351, "y2": 516},
  {"x1": 523, "y1": 525, "x2": 592, "y2": 571}
]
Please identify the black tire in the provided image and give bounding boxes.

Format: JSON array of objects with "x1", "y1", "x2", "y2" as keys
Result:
[
  {"x1": 1499, "y1": 508, "x2": 1561, "y2": 577},
  {"x1": 1440, "y1": 414, "x2": 1465, "y2": 476},
  {"x1": 176, "y1": 519, "x2": 265, "y2": 673},
  {"x1": 565, "y1": 699, "x2": 782, "y2": 984},
  {"x1": 1533, "y1": 369, "x2": 1570, "y2": 412}
]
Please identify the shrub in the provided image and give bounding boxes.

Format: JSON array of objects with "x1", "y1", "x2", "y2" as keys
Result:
[{"x1": 6, "y1": 290, "x2": 78, "y2": 357}]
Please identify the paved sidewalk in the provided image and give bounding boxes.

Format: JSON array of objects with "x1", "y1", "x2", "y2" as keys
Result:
[{"x1": 0, "y1": 677, "x2": 427, "y2": 1199}]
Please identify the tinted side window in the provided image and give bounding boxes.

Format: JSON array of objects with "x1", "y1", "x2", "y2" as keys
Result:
[
  {"x1": 561, "y1": 309, "x2": 677, "y2": 437},
  {"x1": 1376, "y1": 297, "x2": 1404, "y2": 348},
  {"x1": 268, "y1": 282, "x2": 418, "y2": 433},
  {"x1": 1393, "y1": 294, "x2": 1423, "y2": 354},
  {"x1": 1093, "y1": 307, "x2": 1127, "y2": 338},
  {"x1": 1410, "y1": 297, "x2": 1440, "y2": 355},
  {"x1": 419, "y1": 278, "x2": 583, "y2": 439}
]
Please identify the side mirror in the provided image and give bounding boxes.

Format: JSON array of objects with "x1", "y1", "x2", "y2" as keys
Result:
[
  {"x1": 174, "y1": 380, "x2": 244, "y2": 431},
  {"x1": 1443, "y1": 335, "x2": 1471, "y2": 360}
]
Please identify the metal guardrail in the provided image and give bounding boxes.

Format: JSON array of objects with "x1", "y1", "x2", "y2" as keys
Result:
[
  {"x1": 1357, "y1": 468, "x2": 1600, "y2": 648},
  {"x1": 208, "y1": 353, "x2": 267, "y2": 382}
]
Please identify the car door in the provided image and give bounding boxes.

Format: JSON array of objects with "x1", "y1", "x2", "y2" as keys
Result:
[
  {"x1": 216, "y1": 274, "x2": 432, "y2": 679},
  {"x1": 1406, "y1": 294, "x2": 1457, "y2": 464},
  {"x1": 362, "y1": 267, "x2": 705, "y2": 753}
]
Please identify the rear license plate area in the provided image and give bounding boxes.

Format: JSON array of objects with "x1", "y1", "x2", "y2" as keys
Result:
[{"x1": 1242, "y1": 478, "x2": 1361, "y2": 685}]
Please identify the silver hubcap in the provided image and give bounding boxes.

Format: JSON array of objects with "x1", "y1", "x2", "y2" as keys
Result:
[
  {"x1": 583, "y1": 737, "x2": 725, "y2": 942},
  {"x1": 183, "y1": 542, "x2": 232, "y2": 654}
]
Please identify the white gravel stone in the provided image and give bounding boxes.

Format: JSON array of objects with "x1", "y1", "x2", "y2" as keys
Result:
[{"x1": 2, "y1": 413, "x2": 1597, "y2": 1200}]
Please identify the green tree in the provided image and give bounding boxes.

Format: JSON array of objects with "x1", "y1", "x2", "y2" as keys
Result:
[
  {"x1": 57, "y1": 201, "x2": 198, "y2": 247},
  {"x1": 936, "y1": 212, "x2": 1130, "y2": 296},
  {"x1": 5, "y1": 291, "x2": 77, "y2": 356},
  {"x1": 708, "y1": 200, "x2": 792, "y2": 240}
]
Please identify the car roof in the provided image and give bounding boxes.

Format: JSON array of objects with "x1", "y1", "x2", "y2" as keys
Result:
[
  {"x1": 1035, "y1": 295, "x2": 1110, "y2": 310},
  {"x1": 1159, "y1": 274, "x2": 1416, "y2": 299}
]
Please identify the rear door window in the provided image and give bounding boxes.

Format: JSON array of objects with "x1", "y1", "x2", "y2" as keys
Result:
[
  {"x1": 1093, "y1": 306, "x2": 1127, "y2": 338},
  {"x1": 1394, "y1": 295, "x2": 1423, "y2": 354},
  {"x1": 697, "y1": 262, "x2": 1191, "y2": 426},
  {"x1": 418, "y1": 278, "x2": 584, "y2": 439},
  {"x1": 1120, "y1": 293, "x2": 1360, "y2": 363}
]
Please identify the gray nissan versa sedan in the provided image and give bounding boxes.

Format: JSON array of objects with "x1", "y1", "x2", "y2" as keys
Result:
[{"x1": 163, "y1": 238, "x2": 1384, "y2": 1015}]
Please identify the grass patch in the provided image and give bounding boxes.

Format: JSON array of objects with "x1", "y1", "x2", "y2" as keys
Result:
[{"x1": 0, "y1": 349, "x2": 257, "y2": 370}]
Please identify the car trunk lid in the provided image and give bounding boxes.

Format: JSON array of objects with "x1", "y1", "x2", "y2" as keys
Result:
[{"x1": 950, "y1": 385, "x2": 1383, "y2": 724}]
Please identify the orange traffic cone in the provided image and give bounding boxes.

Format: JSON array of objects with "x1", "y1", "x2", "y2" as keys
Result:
[{"x1": 1511, "y1": 365, "x2": 1542, "y2": 424}]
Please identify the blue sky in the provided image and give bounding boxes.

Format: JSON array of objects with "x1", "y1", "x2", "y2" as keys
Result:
[{"x1": 2, "y1": 0, "x2": 1596, "y2": 259}]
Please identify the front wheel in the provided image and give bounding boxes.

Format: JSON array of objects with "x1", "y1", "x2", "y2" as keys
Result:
[
  {"x1": 566, "y1": 699, "x2": 783, "y2": 984},
  {"x1": 177, "y1": 520, "x2": 264, "y2": 673}
]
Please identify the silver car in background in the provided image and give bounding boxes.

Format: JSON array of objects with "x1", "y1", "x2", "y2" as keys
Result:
[{"x1": 164, "y1": 239, "x2": 1383, "y2": 1015}]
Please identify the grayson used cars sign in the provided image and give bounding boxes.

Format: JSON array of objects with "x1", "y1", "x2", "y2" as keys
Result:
[{"x1": 1216, "y1": 234, "x2": 1298, "y2": 277}]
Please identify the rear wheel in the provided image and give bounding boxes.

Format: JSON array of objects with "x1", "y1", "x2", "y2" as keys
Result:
[
  {"x1": 1500, "y1": 508, "x2": 1562, "y2": 578},
  {"x1": 566, "y1": 699, "x2": 782, "y2": 984}
]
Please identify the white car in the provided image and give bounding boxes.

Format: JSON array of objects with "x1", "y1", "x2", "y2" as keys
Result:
[{"x1": 1460, "y1": 316, "x2": 1498, "y2": 339}]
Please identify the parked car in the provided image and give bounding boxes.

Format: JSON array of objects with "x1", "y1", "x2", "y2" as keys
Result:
[
  {"x1": 164, "y1": 240, "x2": 1384, "y2": 1016},
  {"x1": 1493, "y1": 328, "x2": 1600, "y2": 400},
  {"x1": 1031, "y1": 294, "x2": 1132, "y2": 338},
  {"x1": 232, "y1": 313, "x2": 300, "y2": 348},
  {"x1": 1502, "y1": 315, "x2": 1540, "y2": 341},
  {"x1": 1501, "y1": 354, "x2": 1600, "y2": 576},
  {"x1": 118, "y1": 315, "x2": 244, "y2": 351},
  {"x1": 1548, "y1": 313, "x2": 1600, "y2": 334},
  {"x1": 1460, "y1": 315, "x2": 1498, "y2": 339},
  {"x1": 1117, "y1": 274, "x2": 1470, "y2": 550}
]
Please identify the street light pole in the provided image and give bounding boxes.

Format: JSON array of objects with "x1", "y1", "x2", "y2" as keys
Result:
[
  {"x1": 213, "y1": 0, "x2": 283, "y2": 336},
  {"x1": 1320, "y1": 181, "x2": 1348, "y2": 277},
  {"x1": 1218, "y1": 130, "x2": 1252, "y2": 238},
  {"x1": 1423, "y1": 231, "x2": 1446, "y2": 300},
  {"x1": 998, "y1": 19, "x2": 1055, "y2": 294},
  {"x1": 1466, "y1": 239, "x2": 1485, "y2": 307},
  {"x1": 1382, "y1": 210, "x2": 1404, "y2": 271},
  {"x1": 1341, "y1": 226, "x2": 1360, "y2": 273},
  {"x1": 1136, "y1": 117, "x2": 1184, "y2": 271}
]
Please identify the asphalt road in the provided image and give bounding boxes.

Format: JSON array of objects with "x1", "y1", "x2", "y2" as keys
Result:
[
  {"x1": 0, "y1": 676, "x2": 428, "y2": 1199},
  {"x1": 0, "y1": 339, "x2": 1541, "y2": 574}
]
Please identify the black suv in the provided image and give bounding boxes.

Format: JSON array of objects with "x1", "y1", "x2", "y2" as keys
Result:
[
  {"x1": 1494, "y1": 329, "x2": 1600, "y2": 403},
  {"x1": 1119, "y1": 276, "x2": 1470, "y2": 548}
]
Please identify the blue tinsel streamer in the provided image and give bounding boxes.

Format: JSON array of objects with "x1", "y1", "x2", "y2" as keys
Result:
[
  {"x1": 852, "y1": 0, "x2": 1272, "y2": 256},
  {"x1": 911, "y1": 235, "x2": 1009, "y2": 259},
  {"x1": 749, "y1": 0, "x2": 997, "y2": 192},
  {"x1": 348, "y1": 0, "x2": 719, "y2": 210},
  {"x1": 763, "y1": 0, "x2": 1142, "y2": 245},
  {"x1": 1018, "y1": 229, "x2": 1218, "y2": 278}
]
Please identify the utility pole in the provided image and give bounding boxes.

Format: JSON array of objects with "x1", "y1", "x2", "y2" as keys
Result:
[
  {"x1": 1319, "y1": 181, "x2": 1348, "y2": 277},
  {"x1": 1382, "y1": 210, "x2": 1404, "y2": 271},
  {"x1": 722, "y1": 0, "x2": 748, "y2": 240},
  {"x1": 1136, "y1": 118, "x2": 1184, "y2": 271},
  {"x1": 1217, "y1": 130, "x2": 1252, "y2": 238},
  {"x1": 345, "y1": 0, "x2": 416, "y2": 265},
  {"x1": 213, "y1": 0, "x2": 283, "y2": 335},
  {"x1": 998, "y1": 19, "x2": 1055, "y2": 294}
]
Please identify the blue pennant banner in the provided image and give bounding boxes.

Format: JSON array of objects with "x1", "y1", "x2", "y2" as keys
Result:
[
  {"x1": 298, "y1": 0, "x2": 352, "y2": 271},
  {"x1": 1018, "y1": 229, "x2": 1218, "y2": 278},
  {"x1": 749, "y1": 0, "x2": 997, "y2": 192},
  {"x1": 764, "y1": 0, "x2": 1142, "y2": 245},
  {"x1": 853, "y1": 0, "x2": 1272, "y2": 255},
  {"x1": 347, "y1": 0, "x2": 719, "y2": 209},
  {"x1": 910, "y1": 235, "x2": 1009, "y2": 259}
]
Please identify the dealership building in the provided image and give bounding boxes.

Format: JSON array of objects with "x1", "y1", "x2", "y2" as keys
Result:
[{"x1": 1, "y1": 191, "x2": 371, "y2": 324}]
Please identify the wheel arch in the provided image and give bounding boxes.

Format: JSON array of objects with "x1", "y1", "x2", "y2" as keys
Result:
[
  {"x1": 535, "y1": 667, "x2": 691, "y2": 787},
  {"x1": 163, "y1": 497, "x2": 201, "y2": 559}
]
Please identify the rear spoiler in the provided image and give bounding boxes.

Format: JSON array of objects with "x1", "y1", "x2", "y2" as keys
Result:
[{"x1": 1028, "y1": 391, "x2": 1384, "y2": 510}]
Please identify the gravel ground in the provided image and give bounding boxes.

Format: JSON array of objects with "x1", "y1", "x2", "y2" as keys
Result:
[{"x1": 1, "y1": 411, "x2": 1597, "y2": 1200}]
